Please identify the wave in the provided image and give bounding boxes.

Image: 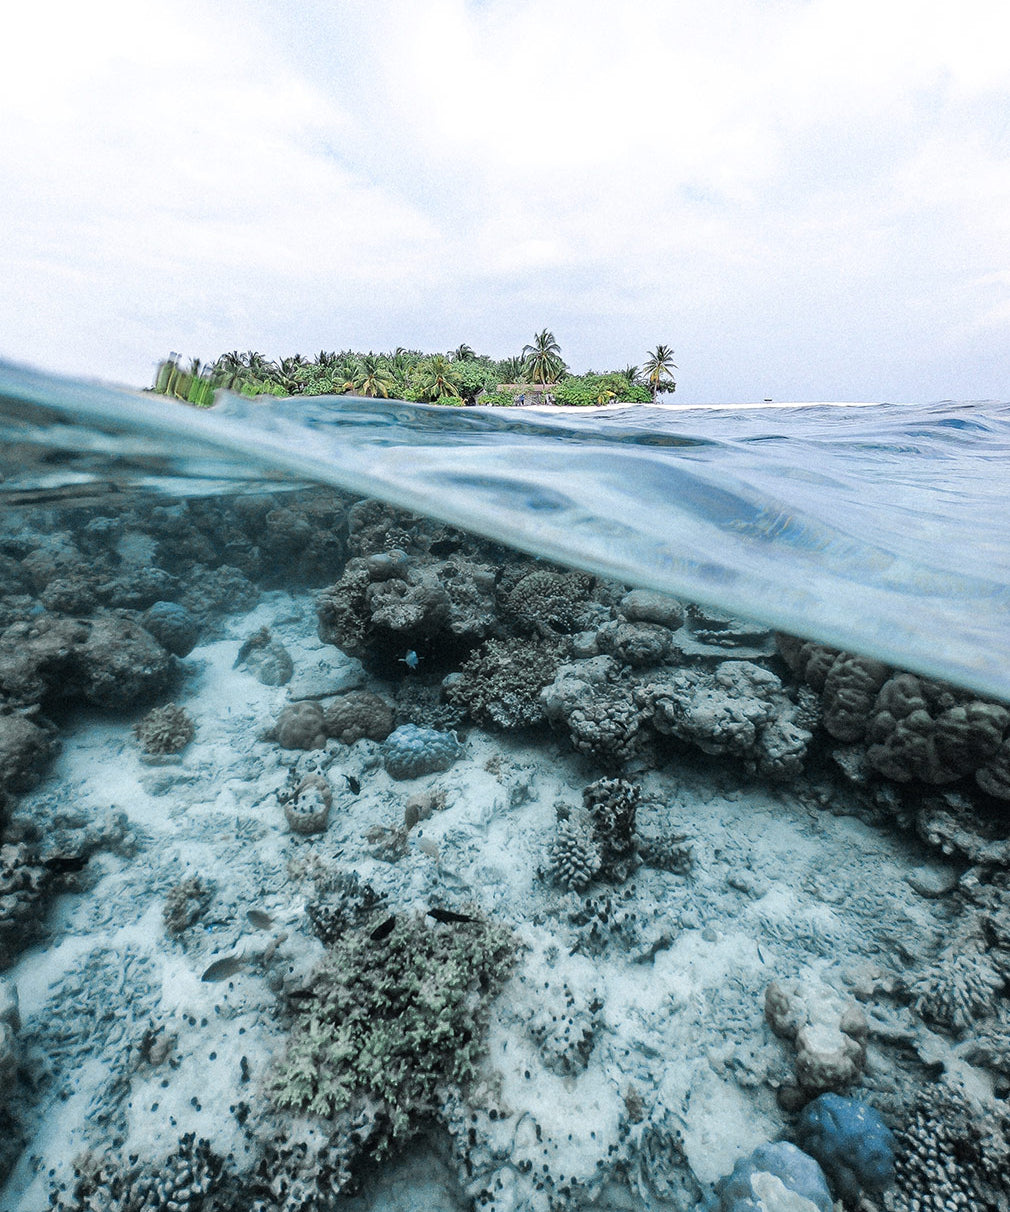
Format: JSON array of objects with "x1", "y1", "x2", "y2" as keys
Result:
[{"x1": 2, "y1": 360, "x2": 1009, "y2": 700}]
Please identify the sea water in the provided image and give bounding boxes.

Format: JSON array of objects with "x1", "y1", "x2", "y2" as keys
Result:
[{"x1": 0, "y1": 360, "x2": 1009, "y2": 1211}]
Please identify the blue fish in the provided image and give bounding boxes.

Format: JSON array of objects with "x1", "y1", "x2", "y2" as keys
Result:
[{"x1": 399, "y1": 650, "x2": 420, "y2": 670}]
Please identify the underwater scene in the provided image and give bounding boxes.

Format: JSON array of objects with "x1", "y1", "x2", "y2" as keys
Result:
[{"x1": 1, "y1": 363, "x2": 1009, "y2": 1212}]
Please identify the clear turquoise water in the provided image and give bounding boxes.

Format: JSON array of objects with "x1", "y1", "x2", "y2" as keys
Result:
[{"x1": 3, "y1": 359, "x2": 1009, "y2": 699}]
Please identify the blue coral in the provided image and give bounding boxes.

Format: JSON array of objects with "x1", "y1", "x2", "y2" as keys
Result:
[
  {"x1": 380, "y1": 724, "x2": 462, "y2": 780},
  {"x1": 794, "y1": 1093, "x2": 895, "y2": 1201},
  {"x1": 703, "y1": 1141, "x2": 833, "y2": 1212}
]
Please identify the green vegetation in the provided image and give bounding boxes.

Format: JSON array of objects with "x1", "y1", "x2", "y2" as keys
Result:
[
  {"x1": 271, "y1": 911, "x2": 518, "y2": 1150},
  {"x1": 151, "y1": 333, "x2": 676, "y2": 408}
]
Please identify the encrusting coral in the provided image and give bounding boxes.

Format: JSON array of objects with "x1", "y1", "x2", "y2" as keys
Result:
[
  {"x1": 447, "y1": 636, "x2": 561, "y2": 730},
  {"x1": 270, "y1": 910, "x2": 517, "y2": 1153}
]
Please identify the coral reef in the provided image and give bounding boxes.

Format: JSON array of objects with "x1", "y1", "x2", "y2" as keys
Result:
[
  {"x1": 765, "y1": 980, "x2": 867, "y2": 1099},
  {"x1": 380, "y1": 724, "x2": 462, "y2": 779},
  {"x1": 582, "y1": 776, "x2": 640, "y2": 880},
  {"x1": 793, "y1": 1093, "x2": 895, "y2": 1202},
  {"x1": 778, "y1": 634, "x2": 1010, "y2": 799},
  {"x1": 133, "y1": 702, "x2": 195, "y2": 755},
  {"x1": 904, "y1": 946, "x2": 1005, "y2": 1033},
  {"x1": 270, "y1": 910, "x2": 517, "y2": 1152},
  {"x1": 701, "y1": 1141, "x2": 833, "y2": 1212}
]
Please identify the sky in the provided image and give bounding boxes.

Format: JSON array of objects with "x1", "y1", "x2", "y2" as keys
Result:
[{"x1": 1, "y1": 0, "x2": 1008, "y2": 403}]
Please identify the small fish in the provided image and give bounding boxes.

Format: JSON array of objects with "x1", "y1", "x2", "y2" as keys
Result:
[
  {"x1": 201, "y1": 955, "x2": 246, "y2": 982},
  {"x1": 399, "y1": 649, "x2": 420, "y2": 670},
  {"x1": 757, "y1": 944, "x2": 766, "y2": 964},
  {"x1": 246, "y1": 909, "x2": 273, "y2": 930},
  {"x1": 345, "y1": 774, "x2": 361, "y2": 795},
  {"x1": 427, "y1": 907, "x2": 476, "y2": 924},
  {"x1": 370, "y1": 915, "x2": 397, "y2": 941}
]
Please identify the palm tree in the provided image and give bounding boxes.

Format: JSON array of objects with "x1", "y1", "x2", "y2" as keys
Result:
[
  {"x1": 522, "y1": 330, "x2": 565, "y2": 384},
  {"x1": 496, "y1": 355, "x2": 526, "y2": 382},
  {"x1": 622, "y1": 365, "x2": 643, "y2": 387},
  {"x1": 643, "y1": 345, "x2": 677, "y2": 400},
  {"x1": 412, "y1": 354, "x2": 462, "y2": 402},
  {"x1": 353, "y1": 354, "x2": 397, "y2": 398},
  {"x1": 215, "y1": 351, "x2": 246, "y2": 390},
  {"x1": 451, "y1": 343, "x2": 477, "y2": 362}
]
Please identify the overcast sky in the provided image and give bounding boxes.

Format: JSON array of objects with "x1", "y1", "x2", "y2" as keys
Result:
[{"x1": 2, "y1": 0, "x2": 1008, "y2": 403}]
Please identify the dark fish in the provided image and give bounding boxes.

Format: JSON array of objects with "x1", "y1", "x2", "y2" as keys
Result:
[
  {"x1": 427, "y1": 908, "x2": 476, "y2": 924},
  {"x1": 43, "y1": 854, "x2": 90, "y2": 874},
  {"x1": 201, "y1": 955, "x2": 245, "y2": 982},
  {"x1": 246, "y1": 909, "x2": 273, "y2": 930},
  {"x1": 370, "y1": 915, "x2": 396, "y2": 941},
  {"x1": 345, "y1": 775, "x2": 361, "y2": 795},
  {"x1": 287, "y1": 988, "x2": 316, "y2": 1002}
]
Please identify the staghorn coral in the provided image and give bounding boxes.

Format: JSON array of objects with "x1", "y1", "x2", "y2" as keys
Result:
[
  {"x1": 380, "y1": 724, "x2": 461, "y2": 779},
  {"x1": 270, "y1": 910, "x2": 517, "y2": 1152},
  {"x1": 132, "y1": 702, "x2": 194, "y2": 754},
  {"x1": 905, "y1": 947, "x2": 1005, "y2": 1033},
  {"x1": 323, "y1": 689, "x2": 394, "y2": 744},
  {"x1": 545, "y1": 812, "x2": 602, "y2": 892},
  {"x1": 447, "y1": 636, "x2": 560, "y2": 730}
]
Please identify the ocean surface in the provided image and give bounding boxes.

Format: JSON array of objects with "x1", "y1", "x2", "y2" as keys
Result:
[
  {"x1": 3, "y1": 360, "x2": 1009, "y2": 700},
  {"x1": 2, "y1": 359, "x2": 1010, "y2": 1212}
]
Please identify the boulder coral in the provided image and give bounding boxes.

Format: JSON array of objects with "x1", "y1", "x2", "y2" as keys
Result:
[
  {"x1": 638, "y1": 661, "x2": 812, "y2": 779},
  {"x1": 380, "y1": 724, "x2": 462, "y2": 779},
  {"x1": 270, "y1": 701, "x2": 328, "y2": 750},
  {"x1": 701, "y1": 1141, "x2": 833, "y2": 1212},
  {"x1": 323, "y1": 689, "x2": 394, "y2": 744},
  {"x1": 777, "y1": 633, "x2": 1010, "y2": 799},
  {"x1": 794, "y1": 1093, "x2": 896, "y2": 1203}
]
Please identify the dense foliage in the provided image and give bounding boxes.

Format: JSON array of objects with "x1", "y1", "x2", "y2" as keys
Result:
[{"x1": 151, "y1": 333, "x2": 674, "y2": 408}]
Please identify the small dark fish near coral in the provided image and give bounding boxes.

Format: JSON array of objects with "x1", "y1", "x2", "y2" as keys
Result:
[
  {"x1": 427, "y1": 907, "x2": 476, "y2": 924},
  {"x1": 345, "y1": 774, "x2": 361, "y2": 795},
  {"x1": 246, "y1": 909, "x2": 273, "y2": 930},
  {"x1": 370, "y1": 915, "x2": 397, "y2": 941},
  {"x1": 201, "y1": 955, "x2": 246, "y2": 982}
]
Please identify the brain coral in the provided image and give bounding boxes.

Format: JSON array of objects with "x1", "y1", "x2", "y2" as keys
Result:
[
  {"x1": 271, "y1": 701, "x2": 328, "y2": 750},
  {"x1": 380, "y1": 724, "x2": 461, "y2": 779},
  {"x1": 323, "y1": 690, "x2": 394, "y2": 744}
]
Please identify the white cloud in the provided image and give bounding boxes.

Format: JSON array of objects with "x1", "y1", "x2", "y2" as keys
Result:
[{"x1": 2, "y1": 0, "x2": 1009, "y2": 399}]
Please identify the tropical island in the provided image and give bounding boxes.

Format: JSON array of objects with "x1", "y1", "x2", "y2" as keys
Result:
[{"x1": 151, "y1": 330, "x2": 678, "y2": 409}]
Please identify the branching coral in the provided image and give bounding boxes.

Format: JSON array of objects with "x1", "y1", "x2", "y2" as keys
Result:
[
  {"x1": 270, "y1": 911, "x2": 517, "y2": 1150},
  {"x1": 133, "y1": 703, "x2": 194, "y2": 754},
  {"x1": 447, "y1": 637, "x2": 560, "y2": 730},
  {"x1": 545, "y1": 813, "x2": 602, "y2": 892}
]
